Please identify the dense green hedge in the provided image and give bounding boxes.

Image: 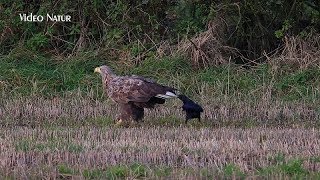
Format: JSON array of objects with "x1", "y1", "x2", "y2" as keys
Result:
[{"x1": 0, "y1": 0, "x2": 319, "y2": 62}]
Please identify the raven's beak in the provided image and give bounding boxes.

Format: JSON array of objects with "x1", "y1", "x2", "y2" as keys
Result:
[{"x1": 94, "y1": 67, "x2": 101, "y2": 73}]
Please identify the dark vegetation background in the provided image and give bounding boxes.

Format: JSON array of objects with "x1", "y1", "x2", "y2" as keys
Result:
[{"x1": 0, "y1": 0, "x2": 319, "y2": 99}]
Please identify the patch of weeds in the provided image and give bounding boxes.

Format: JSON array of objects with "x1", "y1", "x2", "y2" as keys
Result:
[
  {"x1": 67, "y1": 143, "x2": 84, "y2": 153},
  {"x1": 276, "y1": 69, "x2": 320, "y2": 101},
  {"x1": 57, "y1": 164, "x2": 74, "y2": 176},
  {"x1": 106, "y1": 165, "x2": 128, "y2": 179},
  {"x1": 154, "y1": 166, "x2": 172, "y2": 177},
  {"x1": 181, "y1": 146, "x2": 190, "y2": 154},
  {"x1": 270, "y1": 153, "x2": 286, "y2": 164},
  {"x1": 34, "y1": 143, "x2": 46, "y2": 151},
  {"x1": 0, "y1": 52, "x2": 104, "y2": 95},
  {"x1": 309, "y1": 156, "x2": 320, "y2": 163},
  {"x1": 256, "y1": 165, "x2": 278, "y2": 177},
  {"x1": 15, "y1": 139, "x2": 31, "y2": 152},
  {"x1": 47, "y1": 140, "x2": 60, "y2": 151},
  {"x1": 130, "y1": 163, "x2": 148, "y2": 178},
  {"x1": 279, "y1": 159, "x2": 308, "y2": 176},
  {"x1": 244, "y1": 119, "x2": 257, "y2": 128},
  {"x1": 82, "y1": 169, "x2": 104, "y2": 179},
  {"x1": 311, "y1": 172, "x2": 320, "y2": 179},
  {"x1": 84, "y1": 117, "x2": 114, "y2": 127},
  {"x1": 223, "y1": 164, "x2": 246, "y2": 179},
  {"x1": 200, "y1": 168, "x2": 214, "y2": 179},
  {"x1": 258, "y1": 158, "x2": 309, "y2": 178}
]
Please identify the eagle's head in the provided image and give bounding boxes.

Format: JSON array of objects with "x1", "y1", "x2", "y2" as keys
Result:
[
  {"x1": 94, "y1": 65, "x2": 114, "y2": 75},
  {"x1": 94, "y1": 65, "x2": 115, "y2": 84}
]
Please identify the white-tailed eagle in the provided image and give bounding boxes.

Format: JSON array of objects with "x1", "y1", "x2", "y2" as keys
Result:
[{"x1": 94, "y1": 65, "x2": 203, "y2": 124}]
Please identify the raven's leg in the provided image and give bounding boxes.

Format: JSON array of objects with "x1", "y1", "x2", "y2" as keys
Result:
[{"x1": 198, "y1": 117, "x2": 201, "y2": 122}]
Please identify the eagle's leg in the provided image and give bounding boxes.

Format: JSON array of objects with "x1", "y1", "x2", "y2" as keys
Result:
[
  {"x1": 116, "y1": 103, "x2": 142, "y2": 126},
  {"x1": 116, "y1": 104, "x2": 132, "y2": 126},
  {"x1": 131, "y1": 102, "x2": 145, "y2": 123}
]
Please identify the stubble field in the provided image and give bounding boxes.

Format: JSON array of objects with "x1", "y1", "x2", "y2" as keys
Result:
[{"x1": 1, "y1": 94, "x2": 320, "y2": 179}]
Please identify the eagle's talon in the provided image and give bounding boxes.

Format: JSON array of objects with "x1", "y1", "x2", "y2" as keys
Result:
[{"x1": 115, "y1": 119, "x2": 123, "y2": 126}]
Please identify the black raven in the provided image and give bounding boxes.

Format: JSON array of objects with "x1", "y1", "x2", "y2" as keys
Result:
[{"x1": 178, "y1": 95, "x2": 204, "y2": 124}]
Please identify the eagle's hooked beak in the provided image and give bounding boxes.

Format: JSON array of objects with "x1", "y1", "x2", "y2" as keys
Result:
[{"x1": 94, "y1": 67, "x2": 101, "y2": 73}]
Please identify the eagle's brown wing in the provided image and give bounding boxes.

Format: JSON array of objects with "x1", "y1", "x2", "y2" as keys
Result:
[
  {"x1": 131, "y1": 75, "x2": 156, "y2": 83},
  {"x1": 107, "y1": 76, "x2": 176, "y2": 104}
]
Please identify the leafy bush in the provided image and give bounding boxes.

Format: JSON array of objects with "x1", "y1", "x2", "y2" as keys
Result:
[{"x1": 1, "y1": 0, "x2": 319, "y2": 65}]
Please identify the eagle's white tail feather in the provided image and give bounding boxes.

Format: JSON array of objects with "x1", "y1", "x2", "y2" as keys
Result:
[
  {"x1": 155, "y1": 91, "x2": 177, "y2": 99},
  {"x1": 165, "y1": 91, "x2": 177, "y2": 97},
  {"x1": 155, "y1": 95, "x2": 171, "y2": 99}
]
